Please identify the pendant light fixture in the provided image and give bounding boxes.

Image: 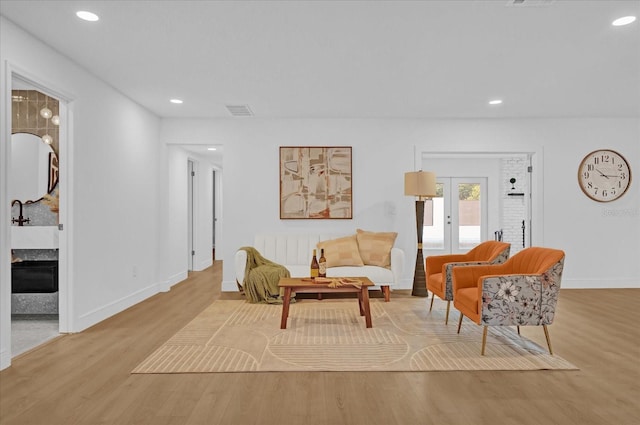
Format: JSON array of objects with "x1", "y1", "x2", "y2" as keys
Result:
[{"x1": 40, "y1": 106, "x2": 52, "y2": 119}]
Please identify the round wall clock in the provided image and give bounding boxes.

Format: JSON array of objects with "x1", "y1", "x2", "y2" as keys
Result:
[{"x1": 578, "y1": 149, "x2": 632, "y2": 202}]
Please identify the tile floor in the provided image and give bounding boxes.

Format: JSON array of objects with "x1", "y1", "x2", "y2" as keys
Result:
[{"x1": 11, "y1": 314, "x2": 60, "y2": 357}]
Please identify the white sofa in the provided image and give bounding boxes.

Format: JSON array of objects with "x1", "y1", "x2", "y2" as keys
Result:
[{"x1": 235, "y1": 233, "x2": 404, "y2": 301}]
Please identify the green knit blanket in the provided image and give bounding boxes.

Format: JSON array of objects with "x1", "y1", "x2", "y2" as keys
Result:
[{"x1": 240, "y1": 246, "x2": 292, "y2": 304}]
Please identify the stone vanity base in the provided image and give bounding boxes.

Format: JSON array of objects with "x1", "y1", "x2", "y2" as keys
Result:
[{"x1": 12, "y1": 292, "x2": 58, "y2": 315}]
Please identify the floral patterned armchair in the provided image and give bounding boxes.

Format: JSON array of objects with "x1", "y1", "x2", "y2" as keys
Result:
[
  {"x1": 425, "y1": 241, "x2": 510, "y2": 324},
  {"x1": 451, "y1": 247, "x2": 565, "y2": 355}
]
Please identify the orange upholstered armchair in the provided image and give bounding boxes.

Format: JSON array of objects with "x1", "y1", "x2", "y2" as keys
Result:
[
  {"x1": 425, "y1": 241, "x2": 510, "y2": 324},
  {"x1": 452, "y1": 247, "x2": 565, "y2": 355}
]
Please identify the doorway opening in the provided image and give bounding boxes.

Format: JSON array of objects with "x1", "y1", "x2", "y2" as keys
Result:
[
  {"x1": 187, "y1": 160, "x2": 195, "y2": 271},
  {"x1": 9, "y1": 74, "x2": 68, "y2": 357},
  {"x1": 212, "y1": 169, "x2": 216, "y2": 261}
]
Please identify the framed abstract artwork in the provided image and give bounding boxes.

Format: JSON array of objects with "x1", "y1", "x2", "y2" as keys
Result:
[{"x1": 279, "y1": 146, "x2": 352, "y2": 219}]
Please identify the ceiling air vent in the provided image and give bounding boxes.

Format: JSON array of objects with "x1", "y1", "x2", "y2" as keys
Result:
[
  {"x1": 505, "y1": 0, "x2": 555, "y2": 6},
  {"x1": 225, "y1": 104, "x2": 254, "y2": 117}
]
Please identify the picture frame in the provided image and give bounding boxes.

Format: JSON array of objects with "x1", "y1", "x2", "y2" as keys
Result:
[{"x1": 279, "y1": 146, "x2": 352, "y2": 219}]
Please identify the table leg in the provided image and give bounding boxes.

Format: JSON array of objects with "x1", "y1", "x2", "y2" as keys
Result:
[
  {"x1": 280, "y1": 287, "x2": 292, "y2": 329},
  {"x1": 361, "y1": 287, "x2": 372, "y2": 328},
  {"x1": 357, "y1": 290, "x2": 364, "y2": 316}
]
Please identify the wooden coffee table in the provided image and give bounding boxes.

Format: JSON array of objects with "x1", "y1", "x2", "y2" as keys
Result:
[{"x1": 278, "y1": 277, "x2": 374, "y2": 329}]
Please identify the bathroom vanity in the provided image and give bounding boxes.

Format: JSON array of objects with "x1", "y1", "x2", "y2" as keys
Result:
[
  {"x1": 11, "y1": 226, "x2": 59, "y2": 314},
  {"x1": 12, "y1": 260, "x2": 58, "y2": 293}
]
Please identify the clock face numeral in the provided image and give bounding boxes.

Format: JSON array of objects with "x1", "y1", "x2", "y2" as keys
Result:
[{"x1": 578, "y1": 149, "x2": 631, "y2": 202}]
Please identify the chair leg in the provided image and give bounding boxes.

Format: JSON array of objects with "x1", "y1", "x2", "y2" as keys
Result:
[
  {"x1": 429, "y1": 296, "x2": 434, "y2": 312},
  {"x1": 445, "y1": 301, "x2": 450, "y2": 325},
  {"x1": 517, "y1": 325, "x2": 520, "y2": 335},
  {"x1": 481, "y1": 326, "x2": 488, "y2": 355},
  {"x1": 543, "y1": 324, "x2": 553, "y2": 355},
  {"x1": 457, "y1": 312, "x2": 463, "y2": 334}
]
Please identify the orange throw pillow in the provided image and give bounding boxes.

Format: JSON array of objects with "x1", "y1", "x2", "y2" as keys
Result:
[
  {"x1": 356, "y1": 229, "x2": 397, "y2": 268},
  {"x1": 317, "y1": 235, "x2": 364, "y2": 267}
]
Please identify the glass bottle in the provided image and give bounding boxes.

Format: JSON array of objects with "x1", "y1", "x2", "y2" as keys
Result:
[
  {"x1": 310, "y1": 249, "x2": 319, "y2": 278},
  {"x1": 318, "y1": 248, "x2": 327, "y2": 278}
]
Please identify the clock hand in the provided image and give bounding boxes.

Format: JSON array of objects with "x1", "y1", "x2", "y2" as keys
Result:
[{"x1": 595, "y1": 168, "x2": 610, "y2": 179}]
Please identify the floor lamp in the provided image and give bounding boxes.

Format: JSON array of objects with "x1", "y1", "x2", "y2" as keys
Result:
[{"x1": 404, "y1": 171, "x2": 437, "y2": 297}]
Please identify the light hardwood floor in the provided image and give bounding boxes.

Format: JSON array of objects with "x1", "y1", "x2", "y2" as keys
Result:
[{"x1": 1, "y1": 261, "x2": 638, "y2": 425}]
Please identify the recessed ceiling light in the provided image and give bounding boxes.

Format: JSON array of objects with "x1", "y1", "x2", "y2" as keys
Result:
[
  {"x1": 76, "y1": 11, "x2": 99, "y2": 22},
  {"x1": 488, "y1": 99, "x2": 503, "y2": 105},
  {"x1": 170, "y1": 99, "x2": 183, "y2": 104},
  {"x1": 612, "y1": 16, "x2": 636, "y2": 26},
  {"x1": 207, "y1": 147, "x2": 217, "y2": 151}
]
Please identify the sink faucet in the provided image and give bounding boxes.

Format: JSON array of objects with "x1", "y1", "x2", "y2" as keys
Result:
[{"x1": 11, "y1": 200, "x2": 31, "y2": 226}]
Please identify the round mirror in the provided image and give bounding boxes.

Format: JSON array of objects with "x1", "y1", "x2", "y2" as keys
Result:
[{"x1": 10, "y1": 132, "x2": 59, "y2": 203}]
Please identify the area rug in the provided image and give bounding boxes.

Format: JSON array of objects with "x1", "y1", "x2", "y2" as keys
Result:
[{"x1": 132, "y1": 298, "x2": 578, "y2": 373}]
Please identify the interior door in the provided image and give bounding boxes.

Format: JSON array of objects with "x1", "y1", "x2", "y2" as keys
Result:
[
  {"x1": 187, "y1": 160, "x2": 195, "y2": 271},
  {"x1": 423, "y1": 177, "x2": 487, "y2": 255},
  {"x1": 212, "y1": 169, "x2": 216, "y2": 261}
]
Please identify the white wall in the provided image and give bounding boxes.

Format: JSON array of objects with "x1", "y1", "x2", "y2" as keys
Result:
[
  {"x1": 1, "y1": 17, "x2": 164, "y2": 369},
  {"x1": 162, "y1": 117, "x2": 640, "y2": 292},
  {"x1": 160, "y1": 145, "x2": 189, "y2": 288}
]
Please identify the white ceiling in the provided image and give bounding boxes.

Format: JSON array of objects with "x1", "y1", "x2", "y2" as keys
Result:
[{"x1": 1, "y1": 0, "x2": 639, "y2": 120}]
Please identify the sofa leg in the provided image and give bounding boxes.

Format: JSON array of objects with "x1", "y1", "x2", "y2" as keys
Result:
[
  {"x1": 381, "y1": 286, "x2": 390, "y2": 302},
  {"x1": 543, "y1": 324, "x2": 553, "y2": 355},
  {"x1": 481, "y1": 326, "x2": 488, "y2": 356}
]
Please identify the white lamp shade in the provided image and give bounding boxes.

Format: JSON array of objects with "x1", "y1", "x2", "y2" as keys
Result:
[{"x1": 404, "y1": 171, "x2": 436, "y2": 197}]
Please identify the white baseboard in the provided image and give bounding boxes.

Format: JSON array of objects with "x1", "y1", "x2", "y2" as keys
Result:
[
  {"x1": 0, "y1": 348, "x2": 10, "y2": 371},
  {"x1": 562, "y1": 278, "x2": 639, "y2": 289},
  {"x1": 74, "y1": 280, "x2": 164, "y2": 332},
  {"x1": 397, "y1": 278, "x2": 413, "y2": 290},
  {"x1": 195, "y1": 259, "x2": 213, "y2": 272},
  {"x1": 160, "y1": 270, "x2": 188, "y2": 292},
  {"x1": 222, "y1": 280, "x2": 239, "y2": 292}
]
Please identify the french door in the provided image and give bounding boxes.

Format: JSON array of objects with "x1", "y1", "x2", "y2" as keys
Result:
[{"x1": 423, "y1": 177, "x2": 487, "y2": 255}]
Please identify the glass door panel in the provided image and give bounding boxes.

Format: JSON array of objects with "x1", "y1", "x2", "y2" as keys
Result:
[
  {"x1": 424, "y1": 178, "x2": 487, "y2": 255},
  {"x1": 423, "y1": 182, "x2": 447, "y2": 252},
  {"x1": 457, "y1": 181, "x2": 482, "y2": 250}
]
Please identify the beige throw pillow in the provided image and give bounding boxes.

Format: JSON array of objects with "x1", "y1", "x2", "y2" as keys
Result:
[
  {"x1": 317, "y1": 235, "x2": 364, "y2": 267},
  {"x1": 356, "y1": 229, "x2": 398, "y2": 268}
]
